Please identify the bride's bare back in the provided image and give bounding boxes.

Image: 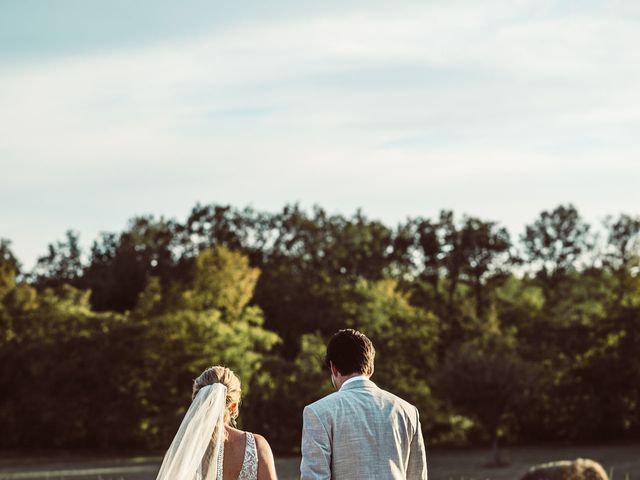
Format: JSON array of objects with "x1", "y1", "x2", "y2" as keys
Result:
[{"x1": 223, "y1": 427, "x2": 277, "y2": 480}]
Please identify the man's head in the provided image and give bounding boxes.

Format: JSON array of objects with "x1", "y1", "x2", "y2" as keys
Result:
[{"x1": 325, "y1": 329, "x2": 375, "y2": 389}]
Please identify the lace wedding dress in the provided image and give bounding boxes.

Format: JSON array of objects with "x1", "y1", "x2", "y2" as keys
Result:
[
  {"x1": 155, "y1": 384, "x2": 258, "y2": 480},
  {"x1": 213, "y1": 432, "x2": 258, "y2": 480}
]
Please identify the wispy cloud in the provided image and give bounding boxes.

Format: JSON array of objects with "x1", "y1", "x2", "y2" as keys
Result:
[{"x1": 1, "y1": 0, "x2": 639, "y2": 266}]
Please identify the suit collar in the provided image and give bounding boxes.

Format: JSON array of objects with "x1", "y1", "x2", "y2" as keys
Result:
[{"x1": 339, "y1": 377, "x2": 377, "y2": 392}]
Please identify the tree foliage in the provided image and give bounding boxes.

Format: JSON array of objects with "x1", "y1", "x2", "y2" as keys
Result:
[{"x1": 1, "y1": 203, "x2": 640, "y2": 452}]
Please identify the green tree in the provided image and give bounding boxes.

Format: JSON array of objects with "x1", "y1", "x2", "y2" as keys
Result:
[
  {"x1": 182, "y1": 247, "x2": 260, "y2": 318},
  {"x1": 436, "y1": 332, "x2": 536, "y2": 464},
  {"x1": 405, "y1": 217, "x2": 445, "y2": 315},
  {"x1": 604, "y1": 213, "x2": 640, "y2": 306},
  {"x1": 253, "y1": 205, "x2": 402, "y2": 356},
  {"x1": 32, "y1": 230, "x2": 83, "y2": 289},
  {"x1": 458, "y1": 217, "x2": 512, "y2": 320},
  {"x1": 409, "y1": 212, "x2": 511, "y2": 354},
  {"x1": 0, "y1": 280, "x2": 130, "y2": 448},
  {"x1": 83, "y1": 216, "x2": 181, "y2": 312},
  {"x1": 132, "y1": 247, "x2": 280, "y2": 447},
  {"x1": 521, "y1": 204, "x2": 591, "y2": 304},
  {"x1": 0, "y1": 239, "x2": 19, "y2": 300},
  {"x1": 346, "y1": 279, "x2": 440, "y2": 434},
  {"x1": 243, "y1": 333, "x2": 333, "y2": 452}
]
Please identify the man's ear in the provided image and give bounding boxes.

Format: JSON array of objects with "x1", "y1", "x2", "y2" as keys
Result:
[{"x1": 330, "y1": 361, "x2": 339, "y2": 377}]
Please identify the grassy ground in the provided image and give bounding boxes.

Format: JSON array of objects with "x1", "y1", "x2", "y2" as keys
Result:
[{"x1": 1, "y1": 444, "x2": 639, "y2": 480}]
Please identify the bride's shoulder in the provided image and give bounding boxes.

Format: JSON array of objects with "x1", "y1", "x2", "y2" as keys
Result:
[
  {"x1": 250, "y1": 432, "x2": 272, "y2": 454},
  {"x1": 249, "y1": 432, "x2": 277, "y2": 478}
]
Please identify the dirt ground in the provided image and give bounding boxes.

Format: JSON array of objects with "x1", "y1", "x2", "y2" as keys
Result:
[{"x1": 1, "y1": 444, "x2": 639, "y2": 480}]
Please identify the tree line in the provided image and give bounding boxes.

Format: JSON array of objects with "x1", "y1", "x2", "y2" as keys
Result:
[{"x1": 1, "y1": 203, "x2": 639, "y2": 453}]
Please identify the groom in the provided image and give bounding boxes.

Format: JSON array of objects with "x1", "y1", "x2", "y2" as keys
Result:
[{"x1": 300, "y1": 329, "x2": 428, "y2": 479}]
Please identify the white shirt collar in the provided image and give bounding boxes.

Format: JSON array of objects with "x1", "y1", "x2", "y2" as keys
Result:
[{"x1": 340, "y1": 375, "x2": 369, "y2": 389}]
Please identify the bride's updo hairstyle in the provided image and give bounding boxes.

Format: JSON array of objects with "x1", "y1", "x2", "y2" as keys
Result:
[{"x1": 193, "y1": 366, "x2": 242, "y2": 425}]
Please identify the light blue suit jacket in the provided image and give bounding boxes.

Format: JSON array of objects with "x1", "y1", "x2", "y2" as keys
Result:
[{"x1": 300, "y1": 378, "x2": 428, "y2": 479}]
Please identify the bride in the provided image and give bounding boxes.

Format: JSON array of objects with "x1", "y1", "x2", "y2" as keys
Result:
[{"x1": 156, "y1": 366, "x2": 278, "y2": 480}]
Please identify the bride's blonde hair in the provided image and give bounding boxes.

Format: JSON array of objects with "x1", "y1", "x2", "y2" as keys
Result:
[{"x1": 193, "y1": 366, "x2": 242, "y2": 425}]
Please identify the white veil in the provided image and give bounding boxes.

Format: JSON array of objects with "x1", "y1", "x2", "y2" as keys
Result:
[{"x1": 155, "y1": 383, "x2": 227, "y2": 480}]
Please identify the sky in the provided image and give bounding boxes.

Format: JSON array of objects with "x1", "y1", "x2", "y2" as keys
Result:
[{"x1": 1, "y1": 0, "x2": 639, "y2": 269}]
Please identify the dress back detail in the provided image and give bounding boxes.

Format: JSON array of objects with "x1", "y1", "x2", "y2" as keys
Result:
[{"x1": 212, "y1": 432, "x2": 258, "y2": 480}]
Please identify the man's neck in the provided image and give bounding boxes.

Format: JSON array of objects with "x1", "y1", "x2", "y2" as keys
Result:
[{"x1": 339, "y1": 374, "x2": 369, "y2": 390}]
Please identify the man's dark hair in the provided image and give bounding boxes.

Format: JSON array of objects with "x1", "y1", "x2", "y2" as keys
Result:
[{"x1": 325, "y1": 329, "x2": 375, "y2": 376}]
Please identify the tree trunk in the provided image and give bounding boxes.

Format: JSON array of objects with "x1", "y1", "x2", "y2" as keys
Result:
[
  {"x1": 474, "y1": 276, "x2": 484, "y2": 319},
  {"x1": 491, "y1": 428, "x2": 501, "y2": 466}
]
